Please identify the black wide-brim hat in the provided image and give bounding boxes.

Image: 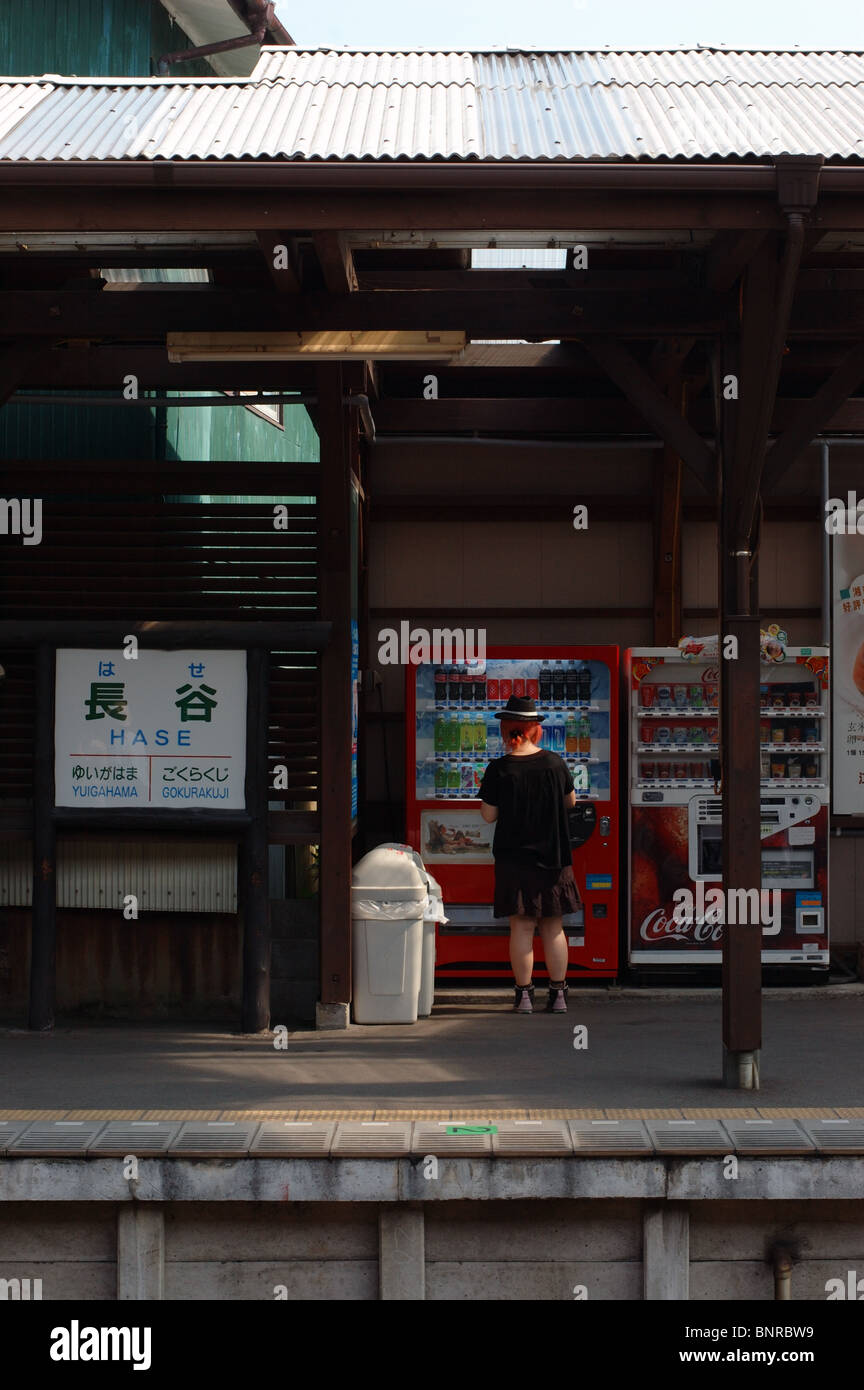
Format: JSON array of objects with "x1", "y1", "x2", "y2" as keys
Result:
[{"x1": 493, "y1": 695, "x2": 546, "y2": 723}]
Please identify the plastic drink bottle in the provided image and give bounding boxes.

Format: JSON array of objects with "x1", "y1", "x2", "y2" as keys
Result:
[
  {"x1": 565, "y1": 713, "x2": 579, "y2": 753},
  {"x1": 434, "y1": 716, "x2": 447, "y2": 757},
  {"x1": 447, "y1": 666, "x2": 461, "y2": 705},
  {"x1": 460, "y1": 664, "x2": 474, "y2": 707},
  {"x1": 434, "y1": 763, "x2": 448, "y2": 798},
  {"x1": 565, "y1": 661, "x2": 580, "y2": 704},
  {"x1": 538, "y1": 661, "x2": 552, "y2": 707},
  {"x1": 551, "y1": 719, "x2": 565, "y2": 752},
  {"x1": 552, "y1": 660, "x2": 566, "y2": 705},
  {"x1": 578, "y1": 715, "x2": 591, "y2": 754},
  {"x1": 578, "y1": 667, "x2": 592, "y2": 705},
  {"x1": 446, "y1": 761, "x2": 460, "y2": 796},
  {"x1": 460, "y1": 715, "x2": 474, "y2": 752},
  {"x1": 447, "y1": 715, "x2": 461, "y2": 752},
  {"x1": 473, "y1": 717, "x2": 487, "y2": 752},
  {"x1": 434, "y1": 667, "x2": 447, "y2": 708}
]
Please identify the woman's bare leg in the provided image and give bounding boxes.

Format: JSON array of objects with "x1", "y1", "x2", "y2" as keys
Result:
[
  {"x1": 509, "y1": 915, "x2": 538, "y2": 986},
  {"x1": 539, "y1": 916, "x2": 568, "y2": 980}
]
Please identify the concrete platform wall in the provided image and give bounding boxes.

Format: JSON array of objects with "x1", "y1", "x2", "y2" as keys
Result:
[{"x1": 2, "y1": 1194, "x2": 863, "y2": 1301}]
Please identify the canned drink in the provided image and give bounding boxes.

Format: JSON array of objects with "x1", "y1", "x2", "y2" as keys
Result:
[
  {"x1": 513, "y1": 677, "x2": 526, "y2": 698},
  {"x1": 691, "y1": 726, "x2": 705, "y2": 745},
  {"x1": 788, "y1": 726, "x2": 801, "y2": 743},
  {"x1": 805, "y1": 690, "x2": 818, "y2": 707},
  {"x1": 656, "y1": 685, "x2": 673, "y2": 709},
  {"x1": 499, "y1": 677, "x2": 513, "y2": 700},
  {"x1": 641, "y1": 761, "x2": 656, "y2": 780},
  {"x1": 788, "y1": 691, "x2": 801, "y2": 708},
  {"x1": 706, "y1": 684, "x2": 719, "y2": 708},
  {"x1": 707, "y1": 725, "x2": 719, "y2": 744},
  {"x1": 526, "y1": 677, "x2": 539, "y2": 701},
  {"x1": 672, "y1": 727, "x2": 688, "y2": 746},
  {"x1": 787, "y1": 758, "x2": 802, "y2": 779},
  {"x1": 639, "y1": 683, "x2": 657, "y2": 708},
  {"x1": 771, "y1": 726, "x2": 785, "y2": 744},
  {"x1": 804, "y1": 758, "x2": 818, "y2": 777},
  {"x1": 655, "y1": 726, "x2": 672, "y2": 745},
  {"x1": 674, "y1": 762, "x2": 688, "y2": 779},
  {"x1": 641, "y1": 723, "x2": 656, "y2": 743},
  {"x1": 657, "y1": 761, "x2": 671, "y2": 780},
  {"x1": 772, "y1": 692, "x2": 785, "y2": 710},
  {"x1": 486, "y1": 677, "x2": 499, "y2": 701},
  {"x1": 689, "y1": 685, "x2": 704, "y2": 708},
  {"x1": 759, "y1": 722, "x2": 770, "y2": 743},
  {"x1": 674, "y1": 684, "x2": 689, "y2": 709},
  {"x1": 692, "y1": 761, "x2": 706, "y2": 780},
  {"x1": 760, "y1": 749, "x2": 771, "y2": 777},
  {"x1": 759, "y1": 686, "x2": 769, "y2": 708},
  {"x1": 770, "y1": 757, "x2": 786, "y2": 779},
  {"x1": 804, "y1": 727, "x2": 817, "y2": 744}
]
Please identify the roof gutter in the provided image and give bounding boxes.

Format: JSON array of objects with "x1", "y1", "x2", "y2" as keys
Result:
[
  {"x1": 157, "y1": 2, "x2": 290, "y2": 74},
  {"x1": 0, "y1": 161, "x2": 862, "y2": 191}
]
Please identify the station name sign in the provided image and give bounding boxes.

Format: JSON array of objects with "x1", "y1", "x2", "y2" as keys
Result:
[{"x1": 54, "y1": 649, "x2": 247, "y2": 809}]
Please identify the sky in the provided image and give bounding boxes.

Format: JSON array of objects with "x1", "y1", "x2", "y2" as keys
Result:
[{"x1": 283, "y1": 0, "x2": 864, "y2": 52}]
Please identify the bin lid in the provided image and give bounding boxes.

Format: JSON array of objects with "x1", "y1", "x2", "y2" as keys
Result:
[{"x1": 351, "y1": 845, "x2": 428, "y2": 893}]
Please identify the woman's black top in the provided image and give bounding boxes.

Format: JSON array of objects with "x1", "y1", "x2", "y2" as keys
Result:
[{"x1": 479, "y1": 750, "x2": 574, "y2": 870}]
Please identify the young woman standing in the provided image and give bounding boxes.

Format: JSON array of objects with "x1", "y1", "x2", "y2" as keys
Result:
[{"x1": 479, "y1": 695, "x2": 580, "y2": 1013}]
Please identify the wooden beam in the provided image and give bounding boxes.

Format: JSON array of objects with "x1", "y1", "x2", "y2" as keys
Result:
[
  {"x1": 585, "y1": 336, "x2": 716, "y2": 491},
  {"x1": 0, "y1": 287, "x2": 733, "y2": 337},
  {"x1": 704, "y1": 231, "x2": 768, "y2": 291},
  {"x1": 314, "y1": 233, "x2": 359, "y2": 293},
  {"x1": 762, "y1": 341, "x2": 864, "y2": 491},
  {"x1": 653, "y1": 384, "x2": 684, "y2": 643},
  {"x1": 0, "y1": 620, "x2": 331, "y2": 648},
  {"x1": 28, "y1": 644, "x2": 56, "y2": 1031},
  {"x1": 256, "y1": 231, "x2": 303, "y2": 292},
  {"x1": 240, "y1": 646, "x2": 270, "y2": 1033},
  {"x1": 317, "y1": 363, "x2": 354, "y2": 1013}
]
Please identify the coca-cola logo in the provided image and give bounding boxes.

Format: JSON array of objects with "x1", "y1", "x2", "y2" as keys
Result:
[
  {"x1": 701, "y1": 666, "x2": 720, "y2": 685},
  {"x1": 639, "y1": 908, "x2": 723, "y2": 944}
]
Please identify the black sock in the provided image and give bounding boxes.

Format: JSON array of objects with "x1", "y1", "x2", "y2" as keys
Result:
[{"x1": 550, "y1": 979, "x2": 567, "y2": 989}]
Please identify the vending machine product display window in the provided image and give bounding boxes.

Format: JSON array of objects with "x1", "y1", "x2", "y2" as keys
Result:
[
  {"x1": 406, "y1": 646, "x2": 620, "y2": 980},
  {"x1": 625, "y1": 647, "x2": 830, "y2": 969}
]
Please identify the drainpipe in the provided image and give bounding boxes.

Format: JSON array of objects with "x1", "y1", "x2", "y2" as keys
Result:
[
  {"x1": 821, "y1": 441, "x2": 831, "y2": 646},
  {"x1": 157, "y1": 2, "x2": 279, "y2": 75},
  {"x1": 771, "y1": 1245, "x2": 794, "y2": 1300}
]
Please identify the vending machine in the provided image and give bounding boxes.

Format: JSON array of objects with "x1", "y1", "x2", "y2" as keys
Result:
[
  {"x1": 405, "y1": 646, "x2": 620, "y2": 980},
  {"x1": 625, "y1": 646, "x2": 830, "y2": 970}
]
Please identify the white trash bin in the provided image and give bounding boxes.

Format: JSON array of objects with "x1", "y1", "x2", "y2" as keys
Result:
[
  {"x1": 372, "y1": 844, "x2": 447, "y2": 1017},
  {"x1": 351, "y1": 846, "x2": 427, "y2": 1023}
]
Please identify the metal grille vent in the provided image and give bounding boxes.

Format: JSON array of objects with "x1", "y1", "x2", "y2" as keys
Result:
[
  {"x1": 411, "y1": 1122, "x2": 494, "y2": 1157},
  {"x1": 169, "y1": 1121, "x2": 260, "y2": 1156},
  {"x1": 330, "y1": 1122, "x2": 412, "y2": 1157},
  {"x1": 723, "y1": 1119, "x2": 815, "y2": 1154},
  {"x1": 250, "y1": 1122, "x2": 336, "y2": 1156},
  {"x1": 569, "y1": 1120, "x2": 654, "y2": 1155},
  {"x1": 0, "y1": 1121, "x2": 30, "y2": 1154},
  {"x1": 492, "y1": 1121, "x2": 572, "y2": 1156},
  {"x1": 9, "y1": 1121, "x2": 107, "y2": 1155},
  {"x1": 647, "y1": 1119, "x2": 733, "y2": 1154},
  {"x1": 88, "y1": 1122, "x2": 181, "y2": 1155},
  {"x1": 800, "y1": 1119, "x2": 864, "y2": 1154}
]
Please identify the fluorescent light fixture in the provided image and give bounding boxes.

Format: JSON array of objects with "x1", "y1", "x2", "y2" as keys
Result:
[{"x1": 167, "y1": 331, "x2": 466, "y2": 362}]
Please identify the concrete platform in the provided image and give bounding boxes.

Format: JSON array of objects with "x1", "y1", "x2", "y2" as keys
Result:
[{"x1": 1, "y1": 990, "x2": 862, "y2": 1117}]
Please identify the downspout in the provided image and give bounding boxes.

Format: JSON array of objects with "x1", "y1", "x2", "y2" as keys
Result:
[{"x1": 157, "y1": 2, "x2": 280, "y2": 74}]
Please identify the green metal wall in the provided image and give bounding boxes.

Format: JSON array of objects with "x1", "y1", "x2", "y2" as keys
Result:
[
  {"x1": 158, "y1": 393, "x2": 320, "y2": 465},
  {"x1": 0, "y1": 0, "x2": 215, "y2": 78}
]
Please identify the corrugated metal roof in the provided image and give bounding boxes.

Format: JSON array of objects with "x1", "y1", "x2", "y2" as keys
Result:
[{"x1": 3, "y1": 48, "x2": 864, "y2": 162}]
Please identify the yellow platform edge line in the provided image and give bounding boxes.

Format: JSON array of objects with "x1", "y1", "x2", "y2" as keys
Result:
[{"x1": 1, "y1": 1106, "x2": 853, "y2": 1122}]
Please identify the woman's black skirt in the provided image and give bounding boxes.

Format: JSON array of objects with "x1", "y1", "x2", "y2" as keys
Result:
[{"x1": 493, "y1": 858, "x2": 582, "y2": 919}]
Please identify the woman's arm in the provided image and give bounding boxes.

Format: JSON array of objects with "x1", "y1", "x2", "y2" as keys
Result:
[
  {"x1": 480, "y1": 801, "x2": 498, "y2": 823},
  {"x1": 565, "y1": 789, "x2": 576, "y2": 808}
]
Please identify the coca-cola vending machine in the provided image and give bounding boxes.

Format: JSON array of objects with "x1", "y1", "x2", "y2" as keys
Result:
[
  {"x1": 406, "y1": 645, "x2": 620, "y2": 980},
  {"x1": 625, "y1": 645, "x2": 830, "y2": 971}
]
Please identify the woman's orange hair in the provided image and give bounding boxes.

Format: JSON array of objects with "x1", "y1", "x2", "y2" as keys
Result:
[{"x1": 501, "y1": 718, "x2": 542, "y2": 749}]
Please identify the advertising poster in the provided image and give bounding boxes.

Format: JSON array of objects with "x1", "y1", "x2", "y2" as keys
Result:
[
  {"x1": 54, "y1": 649, "x2": 247, "y2": 809},
  {"x1": 832, "y1": 532, "x2": 864, "y2": 814},
  {"x1": 420, "y1": 809, "x2": 494, "y2": 864}
]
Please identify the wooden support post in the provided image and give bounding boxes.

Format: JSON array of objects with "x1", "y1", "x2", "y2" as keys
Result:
[
  {"x1": 240, "y1": 645, "x2": 270, "y2": 1032},
  {"x1": 28, "y1": 643, "x2": 56, "y2": 1031},
  {"x1": 653, "y1": 380, "x2": 685, "y2": 644},
  {"x1": 317, "y1": 363, "x2": 354, "y2": 1028}
]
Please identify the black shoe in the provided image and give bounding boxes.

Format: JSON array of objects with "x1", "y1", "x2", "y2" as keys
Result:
[
  {"x1": 513, "y1": 984, "x2": 535, "y2": 1014},
  {"x1": 545, "y1": 982, "x2": 569, "y2": 1013}
]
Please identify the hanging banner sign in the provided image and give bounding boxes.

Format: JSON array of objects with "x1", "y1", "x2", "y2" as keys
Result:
[
  {"x1": 54, "y1": 649, "x2": 247, "y2": 809},
  {"x1": 832, "y1": 533, "x2": 864, "y2": 814}
]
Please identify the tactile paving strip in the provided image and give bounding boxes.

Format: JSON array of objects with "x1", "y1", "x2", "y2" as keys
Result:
[
  {"x1": 411, "y1": 1122, "x2": 495, "y2": 1157},
  {"x1": 492, "y1": 1121, "x2": 573, "y2": 1156},
  {"x1": 0, "y1": 1121, "x2": 30, "y2": 1154},
  {"x1": 168, "y1": 1121, "x2": 260, "y2": 1156},
  {"x1": 88, "y1": 1122, "x2": 181, "y2": 1156},
  {"x1": 9, "y1": 1121, "x2": 107, "y2": 1155},
  {"x1": 647, "y1": 1119, "x2": 733, "y2": 1154},
  {"x1": 250, "y1": 1122, "x2": 336, "y2": 1156},
  {"x1": 330, "y1": 1122, "x2": 412, "y2": 1157},
  {"x1": 723, "y1": 1118, "x2": 816, "y2": 1154},
  {"x1": 800, "y1": 1119, "x2": 864, "y2": 1154},
  {"x1": 569, "y1": 1119, "x2": 654, "y2": 1155}
]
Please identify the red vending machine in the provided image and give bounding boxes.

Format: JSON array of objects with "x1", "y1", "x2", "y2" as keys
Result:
[
  {"x1": 406, "y1": 646, "x2": 620, "y2": 981},
  {"x1": 625, "y1": 645, "x2": 830, "y2": 972}
]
